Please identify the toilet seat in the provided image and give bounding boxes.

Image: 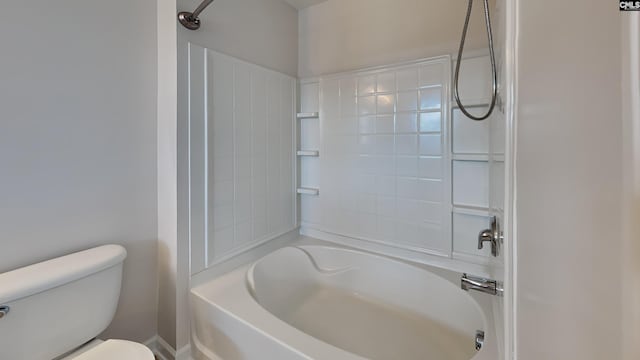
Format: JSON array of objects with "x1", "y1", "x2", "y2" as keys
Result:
[{"x1": 67, "y1": 339, "x2": 155, "y2": 360}]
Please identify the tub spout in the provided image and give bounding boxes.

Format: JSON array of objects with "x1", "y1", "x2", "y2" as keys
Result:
[{"x1": 461, "y1": 274, "x2": 503, "y2": 296}]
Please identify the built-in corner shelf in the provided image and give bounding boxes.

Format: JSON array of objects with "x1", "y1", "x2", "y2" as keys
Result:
[
  {"x1": 452, "y1": 103, "x2": 490, "y2": 110},
  {"x1": 452, "y1": 153, "x2": 505, "y2": 162},
  {"x1": 452, "y1": 153, "x2": 489, "y2": 161},
  {"x1": 297, "y1": 187, "x2": 320, "y2": 196},
  {"x1": 297, "y1": 150, "x2": 320, "y2": 157},
  {"x1": 452, "y1": 99, "x2": 490, "y2": 110},
  {"x1": 297, "y1": 112, "x2": 319, "y2": 119},
  {"x1": 452, "y1": 205, "x2": 490, "y2": 217}
]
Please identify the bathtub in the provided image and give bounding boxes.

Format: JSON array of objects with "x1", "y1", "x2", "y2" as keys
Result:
[{"x1": 191, "y1": 243, "x2": 498, "y2": 360}]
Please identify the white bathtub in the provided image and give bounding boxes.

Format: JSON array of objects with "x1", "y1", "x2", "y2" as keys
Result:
[{"x1": 191, "y1": 244, "x2": 498, "y2": 360}]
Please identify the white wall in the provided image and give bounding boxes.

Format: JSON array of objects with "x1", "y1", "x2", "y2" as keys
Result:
[
  {"x1": 298, "y1": 0, "x2": 496, "y2": 78},
  {"x1": 621, "y1": 12, "x2": 640, "y2": 360},
  {"x1": 178, "y1": 0, "x2": 299, "y2": 76},
  {"x1": 157, "y1": 0, "x2": 180, "y2": 356},
  {"x1": 515, "y1": 1, "x2": 624, "y2": 358},
  {"x1": 0, "y1": 0, "x2": 158, "y2": 343}
]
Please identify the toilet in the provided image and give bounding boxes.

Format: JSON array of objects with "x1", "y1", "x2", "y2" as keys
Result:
[{"x1": 0, "y1": 245, "x2": 155, "y2": 360}]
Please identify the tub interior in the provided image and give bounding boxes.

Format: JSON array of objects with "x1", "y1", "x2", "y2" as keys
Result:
[{"x1": 247, "y1": 245, "x2": 486, "y2": 360}]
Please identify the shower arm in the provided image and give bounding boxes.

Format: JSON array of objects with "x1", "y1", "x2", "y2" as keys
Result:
[{"x1": 178, "y1": 0, "x2": 216, "y2": 31}]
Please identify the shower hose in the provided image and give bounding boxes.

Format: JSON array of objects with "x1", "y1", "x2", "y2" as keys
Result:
[{"x1": 454, "y1": 0, "x2": 499, "y2": 121}]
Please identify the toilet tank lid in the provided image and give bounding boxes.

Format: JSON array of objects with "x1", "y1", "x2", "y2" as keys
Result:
[{"x1": 0, "y1": 245, "x2": 127, "y2": 304}]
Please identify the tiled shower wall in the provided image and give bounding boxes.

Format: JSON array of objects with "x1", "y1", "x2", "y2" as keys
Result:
[
  {"x1": 189, "y1": 45, "x2": 296, "y2": 273},
  {"x1": 451, "y1": 55, "x2": 505, "y2": 264},
  {"x1": 187, "y1": 48, "x2": 501, "y2": 270},
  {"x1": 315, "y1": 57, "x2": 450, "y2": 254},
  {"x1": 299, "y1": 54, "x2": 502, "y2": 263}
]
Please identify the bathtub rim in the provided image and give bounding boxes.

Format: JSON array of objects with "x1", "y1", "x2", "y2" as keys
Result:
[
  {"x1": 246, "y1": 244, "x2": 489, "y2": 336},
  {"x1": 190, "y1": 237, "x2": 498, "y2": 360}
]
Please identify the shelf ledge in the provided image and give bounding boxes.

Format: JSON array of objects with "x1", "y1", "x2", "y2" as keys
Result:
[
  {"x1": 452, "y1": 205, "x2": 490, "y2": 217},
  {"x1": 297, "y1": 187, "x2": 319, "y2": 196},
  {"x1": 452, "y1": 153, "x2": 489, "y2": 161},
  {"x1": 297, "y1": 112, "x2": 319, "y2": 119},
  {"x1": 297, "y1": 150, "x2": 320, "y2": 157}
]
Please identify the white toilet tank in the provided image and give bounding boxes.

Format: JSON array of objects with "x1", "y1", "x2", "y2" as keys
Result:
[{"x1": 0, "y1": 245, "x2": 128, "y2": 360}]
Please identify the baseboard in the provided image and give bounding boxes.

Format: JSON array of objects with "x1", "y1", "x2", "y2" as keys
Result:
[
  {"x1": 176, "y1": 344, "x2": 192, "y2": 360},
  {"x1": 144, "y1": 335, "x2": 192, "y2": 360}
]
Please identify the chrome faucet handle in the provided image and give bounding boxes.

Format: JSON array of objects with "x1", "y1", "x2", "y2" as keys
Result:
[
  {"x1": 0, "y1": 306, "x2": 9, "y2": 319},
  {"x1": 477, "y1": 216, "x2": 502, "y2": 257},
  {"x1": 475, "y1": 330, "x2": 485, "y2": 351},
  {"x1": 477, "y1": 230, "x2": 494, "y2": 249}
]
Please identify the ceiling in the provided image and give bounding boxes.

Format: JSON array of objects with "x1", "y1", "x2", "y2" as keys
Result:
[{"x1": 284, "y1": 0, "x2": 328, "y2": 10}]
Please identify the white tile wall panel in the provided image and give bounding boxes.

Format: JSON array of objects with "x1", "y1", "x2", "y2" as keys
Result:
[
  {"x1": 297, "y1": 54, "x2": 497, "y2": 263},
  {"x1": 420, "y1": 112, "x2": 442, "y2": 133},
  {"x1": 300, "y1": 82, "x2": 319, "y2": 113},
  {"x1": 359, "y1": 95, "x2": 376, "y2": 116},
  {"x1": 453, "y1": 55, "x2": 493, "y2": 104},
  {"x1": 317, "y1": 57, "x2": 452, "y2": 255},
  {"x1": 449, "y1": 55, "x2": 499, "y2": 262},
  {"x1": 300, "y1": 156, "x2": 320, "y2": 188},
  {"x1": 396, "y1": 156, "x2": 418, "y2": 177},
  {"x1": 452, "y1": 160, "x2": 490, "y2": 208},
  {"x1": 375, "y1": 115, "x2": 395, "y2": 134},
  {"x1": 358, "y1": 116, "x2": 376, "y2": 134},
  {"x1": 189, "y1": 44, "x2": 207, "y2": 274},
  {"x1": 300, "y1": 195, "x2": 322, "y2": 224},
  {"x1": 323, "y1": 79, "x2": 341, "y2": 119},
  {"x1": 419, "y1": 87, "x2": 443, "y2": 111},
  {"x1": 300, "y1": 118, "x2": 320, "y2": 149},
  {"x1": 189, "y1": 47, "x2": 296, "y2": 267},
  {"x1": 419, "y1": 134, "x2": 442, "y2": 155},
  {"x1": 376, "y1": 72, "x2": 396, "y2": 93},
  {"x1": 491, "y1": 160, "x2": 505, "y2": 213},
  {"x1": 452, "y1": 108, "x2": 490, "y2": 154},
  {"x1": 340, "y1": 97, "x2": 358, "y2": 118},
  {"x1": 452, "y1": 212, "x2": 492, "y2": 258},
  {"x1": 419, "y1": 63, "x2": 445, "y2": 88},
  {"x1": 396, "y1": 135, "x2": 418, "y2": 155},
  {"x1": 491, "y1": 109, "x2": 506, "y2": 155},
  {"x1": 376, "y1": 94, "x2": 396, "y2": 114},
  {"x1": 340, "y1": 78, "x2": 357, "y2": 97},
  {"x1": 396, "y1": 113, "x2": 418, "y2": 133},
  {"x1": 397, "y1": 91, "x2": 419, "y2": 112},
  {"x1": 358, "y1": 75, "x2": 376, "y2": 95},
  {"x1": 397, "y1": 68, "x2": 419, "y2": 91},
  {"x1": 418, "y1": 156, "x2": 443, "y2": 179}
]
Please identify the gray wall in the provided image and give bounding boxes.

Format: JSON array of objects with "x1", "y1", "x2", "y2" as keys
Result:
[
  {"x1": 621, "y1": 14, "x2": 640, "y2": 360},
  {"x1": 516, "y1": 1, "x2": 624, "y2": 359},
  {"x1": 0, "y1": 0, "x2": 158, "y2": 342}
]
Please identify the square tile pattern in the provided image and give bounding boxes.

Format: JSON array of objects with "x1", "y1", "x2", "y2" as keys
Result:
[
  {"x1": 300, "y1": 56, "x2": 503, "y2": 260},
  {"x1": 316, "y1": 59, "x2": 450, "y2": 253},
  {"x1": 203, "y1": 50, "x2": 296, "y2": 265},
  {"x1": 191, "y1": 45, "x2": 503, "y2": 272}
]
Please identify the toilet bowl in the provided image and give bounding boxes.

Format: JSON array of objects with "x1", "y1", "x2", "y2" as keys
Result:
[{"x1": 0, "y1": 245, "x2": 155, "y2": 360}]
